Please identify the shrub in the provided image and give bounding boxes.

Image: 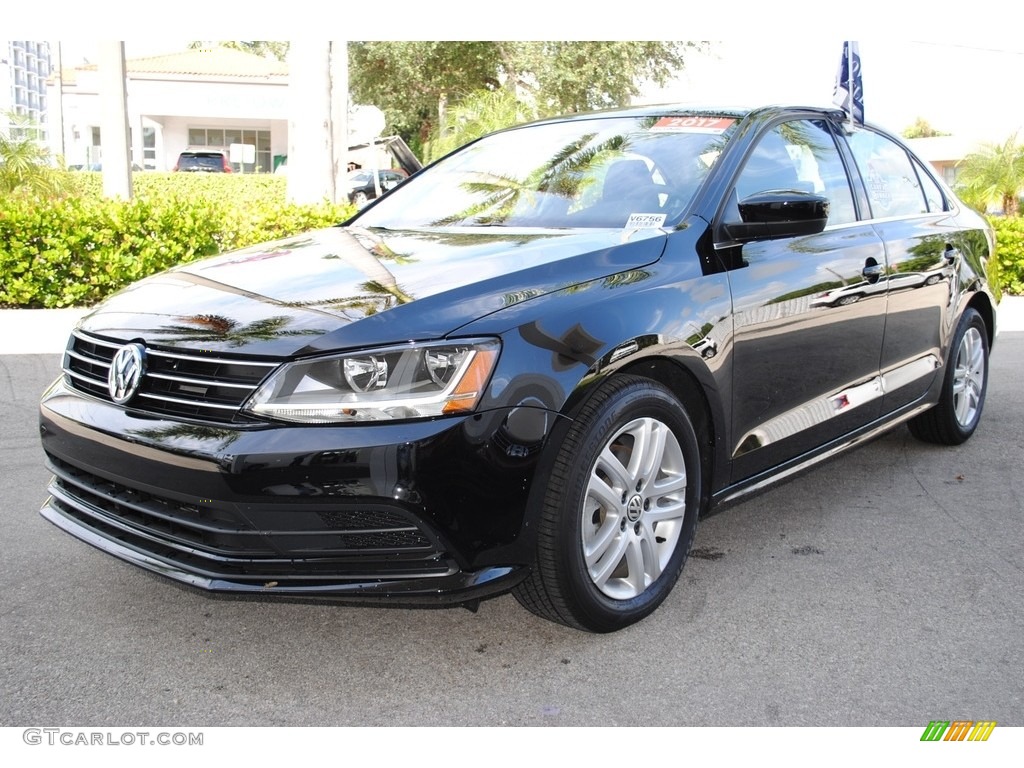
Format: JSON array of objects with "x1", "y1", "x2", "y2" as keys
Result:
[
  {"x1": 989, "y1": 215, "x2": 1024, "y2": 297},
  {"x1": 0, "y1": 174, "x2": 354, "y2": 308}
]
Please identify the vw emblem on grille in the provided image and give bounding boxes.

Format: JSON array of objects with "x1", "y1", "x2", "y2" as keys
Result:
[{"x1": 108, "y1": 343, "x2": 146, "y2": 404}]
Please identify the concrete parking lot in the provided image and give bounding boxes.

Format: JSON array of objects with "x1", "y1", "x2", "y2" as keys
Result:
[{"x1": 1, "y1": 304, "x2": 1022, "y2": 727}]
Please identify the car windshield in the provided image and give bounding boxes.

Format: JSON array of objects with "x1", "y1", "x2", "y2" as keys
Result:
[{"x1": 356, "y1": 115, "x2": 738, "y2": 229}]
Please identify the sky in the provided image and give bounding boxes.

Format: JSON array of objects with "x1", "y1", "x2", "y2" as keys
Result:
[
  {"x1": 641, "y1": 40, "x2": 1024, "y2": 143},
  {"x1": 14, "y1": 1, "x2": 1024, "y2": 144}
]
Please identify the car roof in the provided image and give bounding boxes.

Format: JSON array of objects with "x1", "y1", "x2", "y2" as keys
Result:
[{"x1": 509, "y1": 103, "x2": 852, "y2": 130}]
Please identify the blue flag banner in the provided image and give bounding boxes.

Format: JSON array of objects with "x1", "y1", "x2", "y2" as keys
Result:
[{"x1": 833, "y1": 41, "x2": 864, "y2": 125}]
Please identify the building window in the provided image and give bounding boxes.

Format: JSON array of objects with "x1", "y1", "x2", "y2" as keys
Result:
[
  {"x1": 186, "y1": 126, "x2": 273, "y2": 173},
  {"x1": 143, "y1": 126, "x2": 156, "y2": 170}
]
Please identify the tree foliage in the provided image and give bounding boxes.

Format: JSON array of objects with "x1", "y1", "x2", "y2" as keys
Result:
[
  {"x1": 956, "y1": 133, "x2": 1024, "y2": 216},
  {"x1": 195, "y1": 41, "x2": 701, "y2": 155},
  {"x1": 902, "y1": 117, "x2": 950, "y2": 139},
  {"x1": 348, "y1": 42, "x2": 502, "y2": 149},
  {"x1": 350, "y1": 41, "x2": 701, "y2": 153},
  {"x1": 424, "y1": 88, "x2": 538, "y2": 162},
  {"x1": 189, "y1": 41, "x2": 289, "y2": 61},
  {"x1": 504, "y1": 41, "x2": 697, "y2": 115},
  {"x1": 0, "y1": 112, "x2": 68, "y2": 197}
]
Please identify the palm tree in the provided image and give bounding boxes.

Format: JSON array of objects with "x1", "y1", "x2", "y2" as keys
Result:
[
  {"x1": 426, "y1": 88, "x2": 537, "y2": 163},
  {"x1": 956, "y1": 133, "x2": 1024, "y2": 216},
  {"x1": 0, "y1": 112, "x2": 67, "y2": 197}
]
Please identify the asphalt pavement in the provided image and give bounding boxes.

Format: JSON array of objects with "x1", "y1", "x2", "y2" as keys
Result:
[{"x1": 1, "y1": 300, "x2": 1022, "y2": 727}]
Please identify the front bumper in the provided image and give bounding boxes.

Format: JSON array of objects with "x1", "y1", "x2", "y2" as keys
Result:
[{"x1": 39, "y1": 376, "x2": 561, "y2": 605}]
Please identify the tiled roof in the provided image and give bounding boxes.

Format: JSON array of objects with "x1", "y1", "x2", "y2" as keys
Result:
[
  {"x1": 60, "y1": 48, "x2": 289, "y2": 84},
  {"x1": 127, "y1": 48, "x2": 289, "y2": 77}
]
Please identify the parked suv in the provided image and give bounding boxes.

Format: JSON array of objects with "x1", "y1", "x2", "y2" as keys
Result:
[
  {"x1": 174, "y1": 150, "x2": 232, "y2": 173},
  {"x1": 347, "y1": 168, "x2": 407, "y2": 207}
]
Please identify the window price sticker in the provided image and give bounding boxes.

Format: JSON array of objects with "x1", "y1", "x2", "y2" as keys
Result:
[
  {"x1": 651, "y1": 116, "x2": 735, "y2": 133},
  {"x1": 626, "y1": 213, "x2": 667, "y2": 229}
]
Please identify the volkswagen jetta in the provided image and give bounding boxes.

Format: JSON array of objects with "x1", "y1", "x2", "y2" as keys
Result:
[{"x1": 39, "y1": 105, "x2": 997, "y2": 631}]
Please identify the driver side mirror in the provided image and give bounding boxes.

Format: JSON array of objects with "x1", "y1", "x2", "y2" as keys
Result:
[{"x1": 722, "y1": 190, "x2": 830, "y2": 242}]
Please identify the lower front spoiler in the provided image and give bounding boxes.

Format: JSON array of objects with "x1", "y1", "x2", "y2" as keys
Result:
[{"x1": 40, "y1": 497, "x2": 529, "y2": 607}]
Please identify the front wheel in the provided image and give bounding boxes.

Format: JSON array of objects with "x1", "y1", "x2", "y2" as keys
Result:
[
  {"x1": 513, "y1": 376, "x2": 702, "y2": 632},
  {"x1": 908, "y1": 307, "x2": 989, "y2": 445}
]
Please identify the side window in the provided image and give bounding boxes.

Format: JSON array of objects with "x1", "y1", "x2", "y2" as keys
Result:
[
  {"x1": 912, "y1": 157, "x2": 947, "y2": 212},
  {"x1": 847, "y1": 130, "x2": 928, "y2": 218},
  {"x1": 734, "y1": 120, "x2": 856, "y2": 226}
]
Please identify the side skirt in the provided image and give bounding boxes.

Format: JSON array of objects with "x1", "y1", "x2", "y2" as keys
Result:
[{"x1": 709, "y1": 397, "x2": 936, "y2": 515}]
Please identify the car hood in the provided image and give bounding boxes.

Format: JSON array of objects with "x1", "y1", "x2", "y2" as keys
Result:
[{"x1": 77, "y1": 225, "x2": 668, "y2": 357}]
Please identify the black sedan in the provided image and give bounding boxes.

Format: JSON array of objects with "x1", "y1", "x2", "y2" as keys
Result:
[{"x1": 39, "y1": 105, "x2": 997, "y2": 632}]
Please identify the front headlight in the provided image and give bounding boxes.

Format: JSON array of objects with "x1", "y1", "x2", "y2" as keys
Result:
[{"x1": 244, "y1": 339, "x2": 500, "y2": 424}]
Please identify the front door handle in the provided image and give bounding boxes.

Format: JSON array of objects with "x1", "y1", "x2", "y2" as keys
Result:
[{"x1": 862, "y1": 261, "x2": 883, "y2": 282}]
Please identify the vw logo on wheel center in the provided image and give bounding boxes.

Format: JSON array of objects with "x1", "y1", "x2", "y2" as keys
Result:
[
  {"x1": 626, "y1": 494, "x2": 644, "y2": 523},
  {"x1": 107, "y1": 343, "x2": 146, "y2": 404}
]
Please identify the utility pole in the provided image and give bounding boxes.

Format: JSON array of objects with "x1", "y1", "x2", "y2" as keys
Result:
[
  {"x1": 98, "y1": 41, "x2": 132, "y2": 199},
  {"x1": 287, "y1": 41, "x2": 348, "y2": 204},
  {"x1": 330, "y1": 41, "x2": 349, "y2": 201},
  {"x1": 50, "y1": 41, "x2": 65, "y2": 161}
]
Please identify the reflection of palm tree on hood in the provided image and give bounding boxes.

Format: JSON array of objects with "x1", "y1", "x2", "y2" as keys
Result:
[
  {"x1": 154, "y1": 315, "x2": 321, "y2": 347},
  {"x1": 323, "y1": 228, "x2": 415, "y2": 305},
  {"x1": 206, "y1": 237, "x2": 320, "y2": 268}
]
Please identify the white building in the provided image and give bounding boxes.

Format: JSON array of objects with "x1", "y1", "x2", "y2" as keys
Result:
[
  {"x1": 2, "y1": 40, "x2": 52, "y2": 134},
  {"x1": 49, "y1": 47, "x2": 289, "y2": 172}
]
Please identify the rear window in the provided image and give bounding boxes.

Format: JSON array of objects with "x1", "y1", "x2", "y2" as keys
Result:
[{"x1": 178, "y1": 153, "x2": 225, "y2": 170}]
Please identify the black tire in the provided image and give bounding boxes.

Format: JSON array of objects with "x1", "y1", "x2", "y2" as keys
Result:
[
  {"x1": 352, "y1": 191, "x2": 369, "y2": 208},
  {"x1": 513, "y1": 375, "x2": 702, "y2": 632},
  {"x1": 908, "y1": 307, "x2": 989, "y2": 445}
]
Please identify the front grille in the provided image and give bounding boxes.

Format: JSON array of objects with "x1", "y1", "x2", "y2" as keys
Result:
[
  {"x1": 63, "y1": 331, "x2": 278, "y2": 423},
  {"x1": 45, "y1": 454, "x2": 453, "y2": 582}
]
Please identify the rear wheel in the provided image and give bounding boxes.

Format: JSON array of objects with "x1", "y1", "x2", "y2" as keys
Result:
[
  {"x1": 908, "y1": 307, "x2": 988, "y2": 445},
  {"x1": 513, "y1": 376, "x2": 701, "y2": 632}
]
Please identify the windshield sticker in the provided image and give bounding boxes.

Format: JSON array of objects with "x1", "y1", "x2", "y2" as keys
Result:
[
  {"x1": 626, "y1": 213, "x2": 667, "y2": 229},
  {"x1": 651, "y1": 116, "x2": 735, "y2": 133}
]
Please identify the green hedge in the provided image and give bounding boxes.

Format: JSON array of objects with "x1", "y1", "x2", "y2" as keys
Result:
[
  {"x1": 0, "y1": 173, "x2": 355, "y2": 308},
  {"x1": 989, "y1": 216, "x2": 1024, "y2": 297}
]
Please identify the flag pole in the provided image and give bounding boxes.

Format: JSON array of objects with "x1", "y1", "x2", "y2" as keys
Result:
[
  {"x1": 833, "y1": 41, "x2": 862, "y2": 130},
  {"x1": 847, "y1": 42, "x2": 856, "y2": 128},
  {"x1": 847, "y1": 43, "x2": 855, "y2": 129}
]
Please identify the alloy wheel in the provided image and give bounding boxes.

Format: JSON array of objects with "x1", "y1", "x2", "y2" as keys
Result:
[{"x1": 581, "y1": 416, "x2": 688, "y2": 600}]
